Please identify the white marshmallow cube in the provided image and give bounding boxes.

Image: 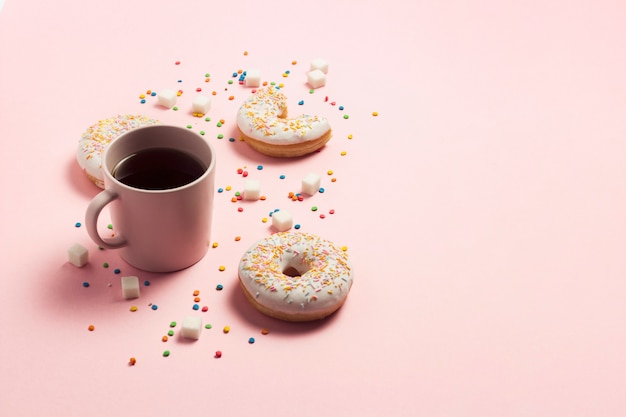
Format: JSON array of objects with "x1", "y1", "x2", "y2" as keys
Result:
[
  {"x1": 181, "y1": 316, "x2": 203, "y2": 340},
  {"x1": 301, "y1": 173, "x2": 321, "y2": 195},
  {"x1": 243, "y1": 179, "x2": 261, "y2": 200},
  {"x1": 310, "y1": 58, "x2": 329, "y2": 74},
  {"x1": 272, "y1": 209, "x2": 293, "y2": 232},
  {"x1": 244, "y1": 69, "x2": 261, "y2": 87},
  {"x1": 307, "y1": 69, "x2": 327, "y2": 89},
  {"x1": 121, "y1": 276, "x2": 140, "y2": 299},
  {"x1": 192, "y1": 95, "x2": 211, "y2": 114},
  {"x1": 67, "y1": 243, "x2": 89, "y2": 267},
  {"x1": 157, "y1": 89, "x2": 177, "y2": 108}
]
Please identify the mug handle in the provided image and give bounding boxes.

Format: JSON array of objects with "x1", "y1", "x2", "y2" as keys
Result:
[{"x1": 85, "y1": 189, "x2": 128, "y2": 249}]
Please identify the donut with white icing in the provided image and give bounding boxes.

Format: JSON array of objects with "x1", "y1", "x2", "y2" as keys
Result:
[
  {"x1": 236, "y1": 86, "x2": 332, "y2": 158},
  {"x1": 76, "y1": 115, "x2": 159, "y2": 188},
  {"x1": 238, "y1": 232, "x2": 354, "y2": 321}
]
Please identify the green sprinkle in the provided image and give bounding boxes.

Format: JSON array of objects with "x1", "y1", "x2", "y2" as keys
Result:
[
  {"x1": 199, "y1": 131, "x2": 205, "y2": 135},
  {"x1": 228, "y1": 80, "x2": 233, "y2": 84},
  {"x1": 343, "y1": 114, "x2": 349, "y2": 119},
  {"x1": 205, "y1": 117, "x2": 211, "y2": 122},
  {"x1": 103, "y1": 262, "x2": 109, "y2": 268},
  {"x1": 168, "y1": 330, "x2": 174, "y2": 337},
  {"x1": 217, "y1": 134, "x2": 224, "y2": 139},
  {"x1": 309, "y1": 89, "x2": 314, "y2": 94},
  {"x1": 163, "y1": 350, "x2": 170, "y2": 357},
  {"x1": 169, "y1": 321, "x2": 177, "y2": 327},
  {"x1": 311, "y1": 206, "x2": 318, "y2": 212},
  {"x1": 205, "y1": 73, "x2": 210, "y2": 77},
  {"x1": 186, "y1": 124, "x2": 192, "y2": 129},
  {"x1": 216, "y1": 122, "x2": 223, "y2": 127},
  {"x1": 173, "y1": 106, "x2": 179, "y2": 111},
  {"x1": 205, "y1": 324, "x2": 212, "y2": 329},
  {"x1": 107, "y1": 224, "x2": 113, "y2": 229}
]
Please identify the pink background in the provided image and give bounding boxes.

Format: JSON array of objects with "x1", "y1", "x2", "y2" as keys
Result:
[{"x1": 1, "y1": 0, "x2": 626, "y2": 416}]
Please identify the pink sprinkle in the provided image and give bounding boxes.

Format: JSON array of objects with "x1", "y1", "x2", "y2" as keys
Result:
[
  {"x1": 238, "y1": 207, "x2": 244, "y2": 212},
  {"x1": 329, "y1": 209, "x2": 335, "y2": 214}
]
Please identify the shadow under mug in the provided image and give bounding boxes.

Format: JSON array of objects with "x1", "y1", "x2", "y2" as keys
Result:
[{"x1": 85, "y1": 125, "x2": 216, "y2": 272}]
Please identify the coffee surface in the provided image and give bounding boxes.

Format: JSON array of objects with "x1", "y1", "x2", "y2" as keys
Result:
[{"x1": 112, "y1": 148, "x2": 206, "y2": 190}]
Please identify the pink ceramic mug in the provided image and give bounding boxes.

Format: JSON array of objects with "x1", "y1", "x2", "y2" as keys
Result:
[{"x1": 85, "y1": 125, "x2": 216, "y2": 272}]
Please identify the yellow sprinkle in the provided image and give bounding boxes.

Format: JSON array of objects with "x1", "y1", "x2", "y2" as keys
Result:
[
  {"x1": 278, "y1": 83, "x2": 284, "y2": 88},
  {"x1": 218, "y1": 266, "x2": 226, "y2": 271},
  {"x1": 223, "y1": 326, "x2": 230, "y2": 333},
  {"x1": 282, "y1": 73, "x2": 289, "y2": 77},
  {"x1": 348, "y1": 134, "x2": 353, "y2": 139},
  {"x1": 341, "y1": 151, "x2": 347, "y2": 156},
  {"x1": 372, "y1": 111, "x2": 379, "y2": 116},
  {"x1": 341, "y1": 245, "x2": 348, "y2": 251},
  {"x1": 130, "y1": 306, "x2": 138, "y2": 312},
  {"x1": 327, "y1": 170, "x2": 334, "y2": 175},
  {"x1": 212, "y1": 242, "x2": 219, "y2": 248},
  {"x1": 139, "y1": 94, "x2": 145, "y2": 99},
  {"x1": 262, "y1": 217, "x2": 268, "y2": 223},
  {"x1": 225, "y1": 185, "x2": 232, "y2": 191}
]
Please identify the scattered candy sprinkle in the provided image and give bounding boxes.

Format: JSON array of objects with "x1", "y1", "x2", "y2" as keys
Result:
[
  {"x1": 75, "y1": 222, "x2": 81, "y2": 227},
  {"x1": 261, "y1": 328, "x2": 270, "y2": 335},
  {"x1": 130, "y1": 306, "x2": 137, "y2": 312},
  {"x1": 215, "y1": 351, "x2": 222, "y2": 358},
  {"x1": 205, "y1": 324, "x2": 212, "y2": 329},
  {"x1": 129, "y1": 357, "x2": 137, "y2": 366},
  {"x1": 248, "y1": 337, "x2": 255, "y2": 344},
  {"x1": 162, "y1": 335, "x2": 168, "y2": 342},
  {"x1": 223, "y1": 326, "x2": 230, "y2": 334},
  {"x1": 372, "y1": 111, "x2": 379, "y2": 116},
  {"x1": 88, "y1": 325, "x2": 95, "y2": 331},
  {"x1": 151, "y1": 305, "x2": 158, "y2": 310},
  {"x1": 218, "y1": 265, "x2": 225, "y2": 271},
  {"x1": 163, "y1": 350, "x2": 170, "y2": 357},
  {"x1": 216, "y1": 284, "x2": 223, "y2": 291}
]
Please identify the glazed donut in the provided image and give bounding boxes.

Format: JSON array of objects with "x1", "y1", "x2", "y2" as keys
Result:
[
  {"x1": 236, "y1": 86, "x2": 332, "y2": 158},
  {"x1": 238, "y1": 232, "x2": 354, "y2": 321},
  {"x1": 76, "y1": 115, "x2": 159, "y2": 188}
]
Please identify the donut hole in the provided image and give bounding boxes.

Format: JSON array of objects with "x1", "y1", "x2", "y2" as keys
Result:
[{"x1": 282, "y1": 261, "x2": 310, "y2": 278}]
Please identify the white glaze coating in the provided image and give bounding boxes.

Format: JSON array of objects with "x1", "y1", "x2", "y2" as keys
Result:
[
  {"x1": 238, "y1": 232, "x2": 354, "y2": 318},
  {"x1": 76, "y1": 115, "x2": 159, "y2": 188},
  {"x1": 236, "y1": 86, "x2": 331, "y2": 145}
]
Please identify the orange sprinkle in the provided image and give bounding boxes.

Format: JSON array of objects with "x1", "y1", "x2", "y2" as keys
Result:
[
  {"x1": 193, "y1": 290, "x2": 200, "y2": 296},
  {"x1": 234, "y1": 236, "x2": 241, "y2": 241},
  {"x1": 262, "y1": 81, "x2": 268, "y2": 86},
  {"x1": 162, "y1": 335, "x2": 168, "y2": 342},
  {"x1": 243, "y1": 51, "x2": 249, "y2": 56},
  {"x1": 260, "y1": 196, "x2": 266, "y2": 200},
  {"x1": 291, "y1": 61, "x2": 297, "y2": 65},
  {"x1": 194, "y1": 297, "x2": 201, "y2": 302},
  {"x1": 129, "y1": 357, "x2": 137, "y2": 366},
  {"x1": 331, "y1": 178, "x2": 337, "y2": 182},
  {"x1": 261, "y1": 328, "x2": 270, "y2": 335},
  {"x1": 88, "y1": 325, "x2": 95, "y2": 331},
  {"x1": 219, "y1": 119, "x2": 225, "y2": 124},
  {"x1": 212, "y1": 91, "x2": 217, "y2": 95},
  {"x1": 205, "y1": 77, "x2": 211, "y2": 82},
  {"x1": 228, "y1": 95, "x2": 235, "y2": 100}
]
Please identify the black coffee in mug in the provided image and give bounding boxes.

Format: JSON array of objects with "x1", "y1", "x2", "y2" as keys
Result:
[{"x1": 112, "y1": 148, "x2": 207, "y2": 190}]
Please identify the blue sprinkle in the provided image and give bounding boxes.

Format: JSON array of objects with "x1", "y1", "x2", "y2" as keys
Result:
[
  {"x1": 216, "y1": 284, "x2": 224, "y2": 291},
  {"x1": 279, "y1": 174, "x2": 286, "y2": 179},
  {"x1": 232, "y1": 72, "x2": 238, "y2": 77},
  {"x1": 114, "y1": 268, "x2": 121, "y2": 274},
  {"x1": 177, "y1": 79, "x2": 182, "y2": 83},
  {"x1": 140, "y1": 99, "x2": 146, "y2": 104},
  {"x1": 150, "y1": 91, "x2": 157, "y2": 96},
  {"x1": 229, "y1": 137, "x2": 235, "y2": 142},
  {"x1": 75, "y1": 222, "x2": 81, "y2": 227},
  {"x1": 257, "y1": 165, "x2": 263, "y2": 170},
  {"x1": 82, "y1": 282, "x2": 90, "y2": 288},
  {"x1": 218, "y1": 187, "x2": 224, "y2": 193},
  {"x1": 192, "y1": 304, "x2": 200, "y2": 310},
  {"x1": 319, "y1": 187, "x2": 325, "y2": 193},
  {"x1": 294, "y1": 224, "x2": 301, "y2": 229},
  {"x1": 248, "y1": 337, "x2": 255, "y2": 344},
  {"x1": 339, "y1": 105, "x2": 344, "y2": 110},
  {"x1": 144, "y1": 280, "x2": 151, "y2": 286},
  {"x1": 151, "y1": 304, "x2": 158, "y2": 310},
  {"x1": 285, "y1": 70, "x2": 290, "y2": 74},
  {"x1": 298, "y1": 100, "x2": 304, "y2": 105}
]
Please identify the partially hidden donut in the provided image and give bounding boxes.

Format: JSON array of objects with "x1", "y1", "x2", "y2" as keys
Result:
[
  {"x1": 238, "y1": 232, "x2": 354, "y2": 321},
  {"x1": 76, "y1": 115, "x2": 159, "y2": 188},
  {"x1": 236, "y1": 86, "x2": 332, "y2": 158}
]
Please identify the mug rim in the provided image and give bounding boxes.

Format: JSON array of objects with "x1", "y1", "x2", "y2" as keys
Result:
[{"x1": 101, "y1": 124, "x2": 216, "y2": 193}]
